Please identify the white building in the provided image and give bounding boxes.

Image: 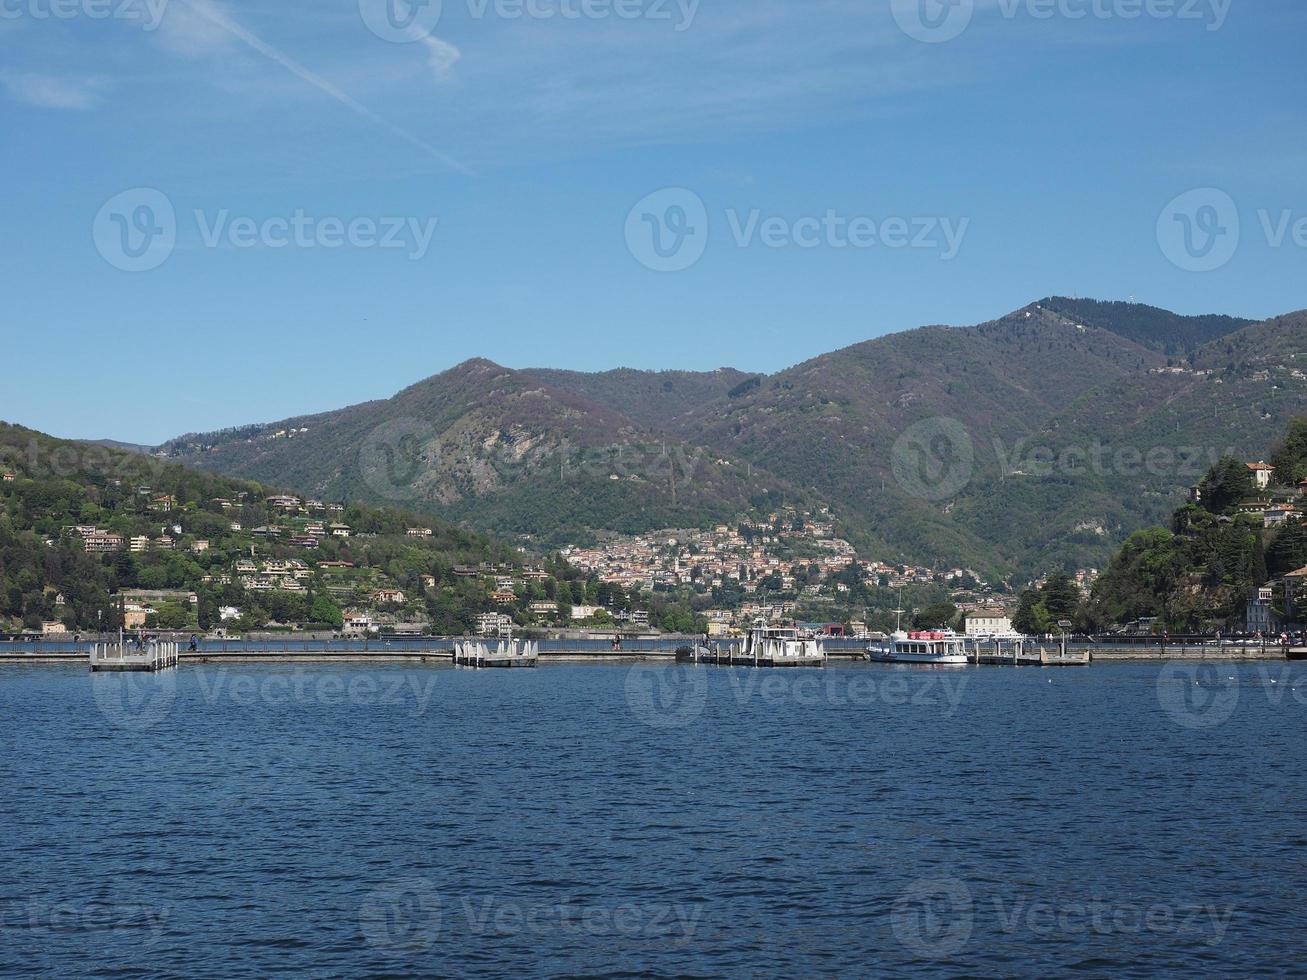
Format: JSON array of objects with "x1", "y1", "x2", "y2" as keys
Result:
[
  {"x1": 964, "y1": 608, "x2": 1014, "y2": 637},
  {"x1": 1248, "y1": 461, "x2": 1275, "y2": 490},
  {"x1": 476, "y1": 613, "x2": 514, "y2": 638}
]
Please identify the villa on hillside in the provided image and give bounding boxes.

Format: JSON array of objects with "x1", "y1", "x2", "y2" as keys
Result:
[{"x1": 1248, "y1": 461, "x2": 1276, "y2": 490}]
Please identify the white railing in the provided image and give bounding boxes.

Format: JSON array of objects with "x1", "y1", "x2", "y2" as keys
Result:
[
  {"x1": 89, "y1": 640, "x2": 179, "y2": 671},
  {"x1": 454, "y1": 640, "x2": 540, "y2": 667}
]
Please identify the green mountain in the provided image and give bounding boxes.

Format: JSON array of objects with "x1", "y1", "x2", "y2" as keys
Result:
[
  {"x1": 1084, "y1": 416, "x2": 1307, "y2": 632},
  {"x1": 160, "y1": 359, "x2": 801, "y2": 549},
  {"x1": 154, "y1": 298, "x2": 1281, "y2": 577},
  {"x1": 662, "y1": 301, "x2": 1187, "y2": 573},
  {"x1": 519, "y1": 367, "x2": 754, "y2": 430},
  {"x1": 1037, "y1": 297, "x2": 1251, "y2": 356},
  {"x1": 0, "y1": 422, "x2": 522, "y2": 633}
]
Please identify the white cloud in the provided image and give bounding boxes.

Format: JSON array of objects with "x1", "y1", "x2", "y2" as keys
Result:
[
  {"x1": 153, "y1": 0, "x2": 237, "y2": 57},
  {"x1": 421, "y1": 36, "x2": 462, "y2": 83},
  {"x1": 2, "y1": 73, "x2": 106, "y2": 110},
  {"x1": 151, "y1": 0, "x2": 468, "y2": 172}
]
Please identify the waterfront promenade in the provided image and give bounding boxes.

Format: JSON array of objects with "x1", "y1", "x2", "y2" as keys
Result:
[{"x1": 0, "y1": 634, "x2": 1297, "y2": 666}]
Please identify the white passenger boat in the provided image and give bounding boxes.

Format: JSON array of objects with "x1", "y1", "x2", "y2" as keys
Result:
[{"x1": 867, "y1": 630, "x2": 969, "y2": 665}]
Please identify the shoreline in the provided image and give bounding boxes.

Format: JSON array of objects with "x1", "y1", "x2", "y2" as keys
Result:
[{"x1": 0, "y1": 647, "x2": 1295, "y2": 667}]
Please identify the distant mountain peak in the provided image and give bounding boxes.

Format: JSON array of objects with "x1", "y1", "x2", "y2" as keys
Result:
[{"x1": 1036, "y1": 296, "x2": 1251, "y2": 355}]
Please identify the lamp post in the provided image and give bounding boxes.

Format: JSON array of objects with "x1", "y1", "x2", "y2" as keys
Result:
[{"x1": 1058, "y1": 619, "x2": 1072, "y2": 660}]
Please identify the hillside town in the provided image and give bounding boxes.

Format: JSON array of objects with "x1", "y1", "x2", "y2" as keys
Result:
[{"x1": 5, "y1": 459, "x2": 1106, "y2": 640}]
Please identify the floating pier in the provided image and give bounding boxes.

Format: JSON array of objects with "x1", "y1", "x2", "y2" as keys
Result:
[
  {"x1": 677, "y1": 631, "x2": 827, "y2": 669},
  {"x1": 454, "y1": 640, "x2": 539, "y2": 669},
  {"x1": 89, "y1": 640, "x2": 179, "y2": 672},
  {"x1": 970, "y1": 638, "x2": 1089, "y2": 667}
]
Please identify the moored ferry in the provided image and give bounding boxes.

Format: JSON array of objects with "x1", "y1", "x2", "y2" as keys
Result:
[{"x1": 867, "y1": 629, "x2": 970, "y2": 665}]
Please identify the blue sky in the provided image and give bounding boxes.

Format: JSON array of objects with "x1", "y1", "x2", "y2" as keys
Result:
[{"x1": 2, "y1": 0, "x2": 1305, "y2": 443}]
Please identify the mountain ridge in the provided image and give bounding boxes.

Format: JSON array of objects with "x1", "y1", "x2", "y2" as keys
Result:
[{"x1": 153, "y1": 297, "x2": 1292, "y2": 575}]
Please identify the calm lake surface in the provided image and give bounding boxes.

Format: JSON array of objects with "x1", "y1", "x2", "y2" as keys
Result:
[{"x1": 2, "y1": 660, "x2": 1305, "y2": 977}]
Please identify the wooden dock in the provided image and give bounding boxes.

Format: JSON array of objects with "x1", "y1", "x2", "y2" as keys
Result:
[
  {"x1": 89, "y1": 641, "x2": 179, "y2": 672},
  {"x1": 974, "y1": 646, "x2": 1090, "y2": 666},
  {"x1": 453, "y1": 640, "x2": 539, "y2": 669}
]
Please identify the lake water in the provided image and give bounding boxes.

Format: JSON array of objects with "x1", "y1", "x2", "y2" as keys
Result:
[{"x1": 2, "y1": 660, "x2": 1305, "y2": 977}]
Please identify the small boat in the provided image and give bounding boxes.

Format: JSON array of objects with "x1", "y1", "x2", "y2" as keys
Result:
[
  {"x1": 867, "y1": 629, "x2": 969, "y2": 665},
  {"x1": 675, "y1": 643, "x2": 714, "y2": 663}
]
